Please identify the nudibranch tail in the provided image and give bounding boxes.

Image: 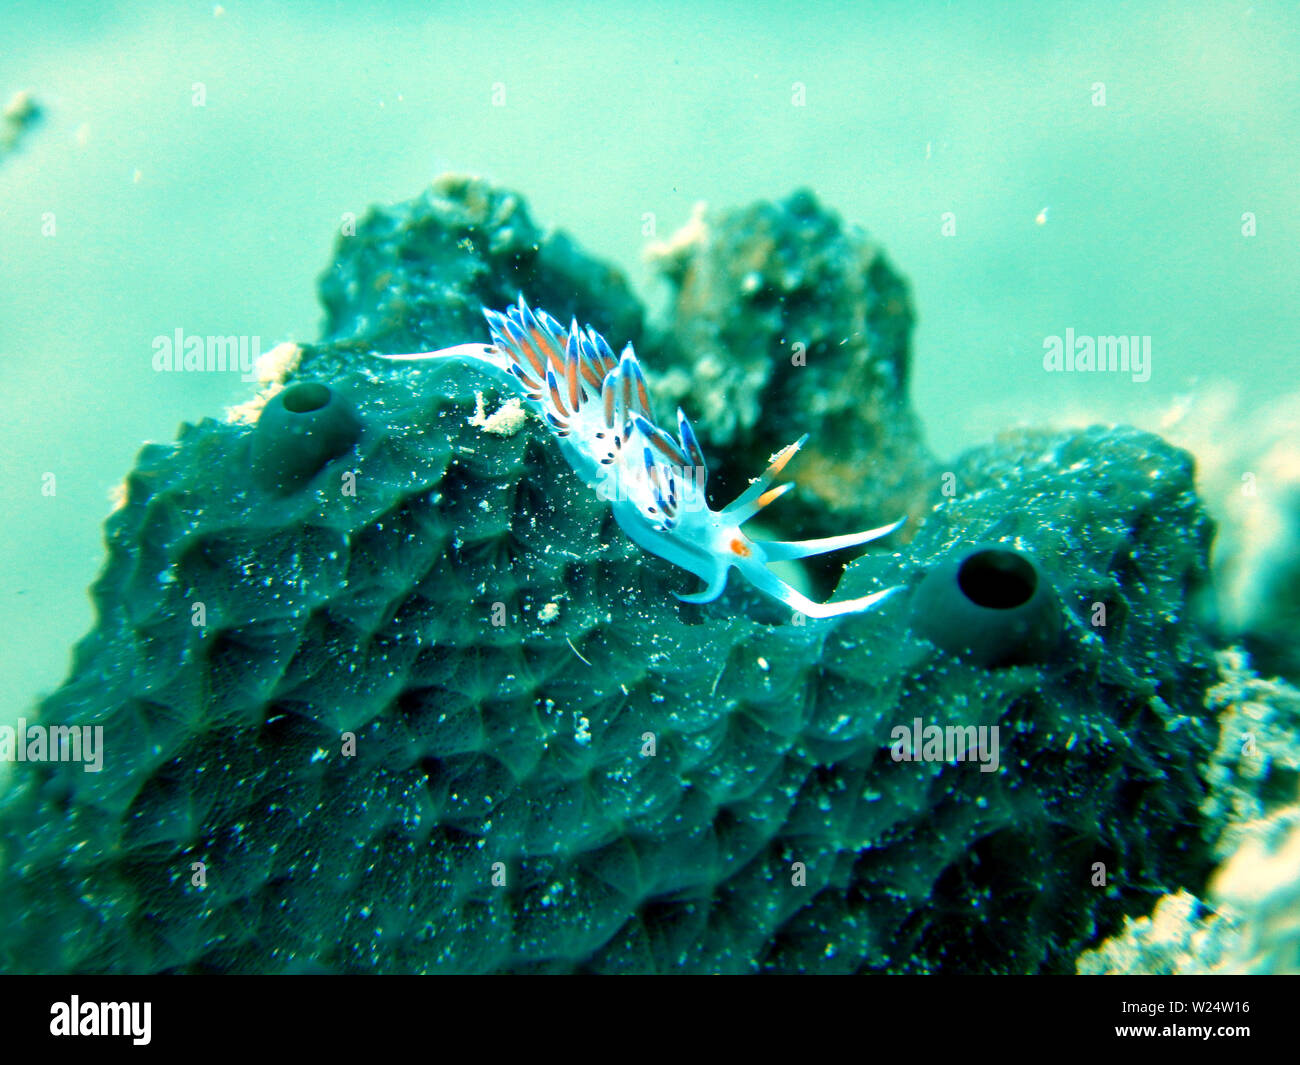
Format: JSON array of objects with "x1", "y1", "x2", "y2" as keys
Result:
[{"x1": 375, "y1": 296, "x2": 905, "y2": 619}]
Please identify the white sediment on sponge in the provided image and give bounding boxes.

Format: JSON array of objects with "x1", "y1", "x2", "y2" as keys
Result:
[
  {"x1": 468, "y1": 391, "x2": 527, "y2": 436},
  {"x1": 224, "y1": 342, "x2": 303, "y2": 425}
]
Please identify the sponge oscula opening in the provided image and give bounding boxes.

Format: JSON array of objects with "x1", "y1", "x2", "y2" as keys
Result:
[
  {"x1": 252, "y1": 381, "x2": 362, "y2": 493},
  {"x1": 909, "y1": 543, "x2": 1062, "y2": 667}
]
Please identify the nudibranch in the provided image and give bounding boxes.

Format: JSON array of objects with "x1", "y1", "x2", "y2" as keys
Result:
[{"x1": 378, "y1": 296, "x2": 904, "y2": 619}]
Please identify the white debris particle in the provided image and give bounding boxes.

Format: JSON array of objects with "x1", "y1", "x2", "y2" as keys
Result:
[
  {"x1": 537, "y1": 602, "x2": 561, "y2": 623},
  {"x1": 468, "y1": 390, "x2": 528, "y2": 436}
]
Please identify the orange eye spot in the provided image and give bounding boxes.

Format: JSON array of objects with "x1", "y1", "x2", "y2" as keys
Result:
[{"x1": 730, "y1": 537, "x2": 751, "y2": 558}]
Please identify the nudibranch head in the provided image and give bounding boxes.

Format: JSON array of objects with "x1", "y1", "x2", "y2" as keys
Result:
[{"x1": 377, "y1": 296, "x2": 904, "y2": 619}]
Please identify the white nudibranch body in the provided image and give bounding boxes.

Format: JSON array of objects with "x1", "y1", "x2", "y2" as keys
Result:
[{"x1": 378, "y1": 296, "x2": 904, "y2": 619}]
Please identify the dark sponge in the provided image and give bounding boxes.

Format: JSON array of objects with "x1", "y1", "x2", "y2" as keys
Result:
[{"x1": 0, "y1": 181, "x2": 1223, "y2": 975}]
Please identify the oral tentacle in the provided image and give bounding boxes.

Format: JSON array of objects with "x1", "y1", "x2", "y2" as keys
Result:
[
  {"x1": 757, "y1": 517, "x2": 906, "y2": 561},
  {"x1": 736, "y1": 558, "x2": 902, "y2": 619},
  {"x1": 673, "y1": 566, "x2": 731, "y2": 604}
]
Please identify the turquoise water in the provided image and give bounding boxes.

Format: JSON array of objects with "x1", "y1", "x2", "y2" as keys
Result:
[{"x1": 2, "y1": 0, "x2": 1297, "y2": 745}]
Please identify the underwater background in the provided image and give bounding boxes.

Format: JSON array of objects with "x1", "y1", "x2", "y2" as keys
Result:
[{"x1": 1, "y1": 1, "x2": 1298, "y2": 973}]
